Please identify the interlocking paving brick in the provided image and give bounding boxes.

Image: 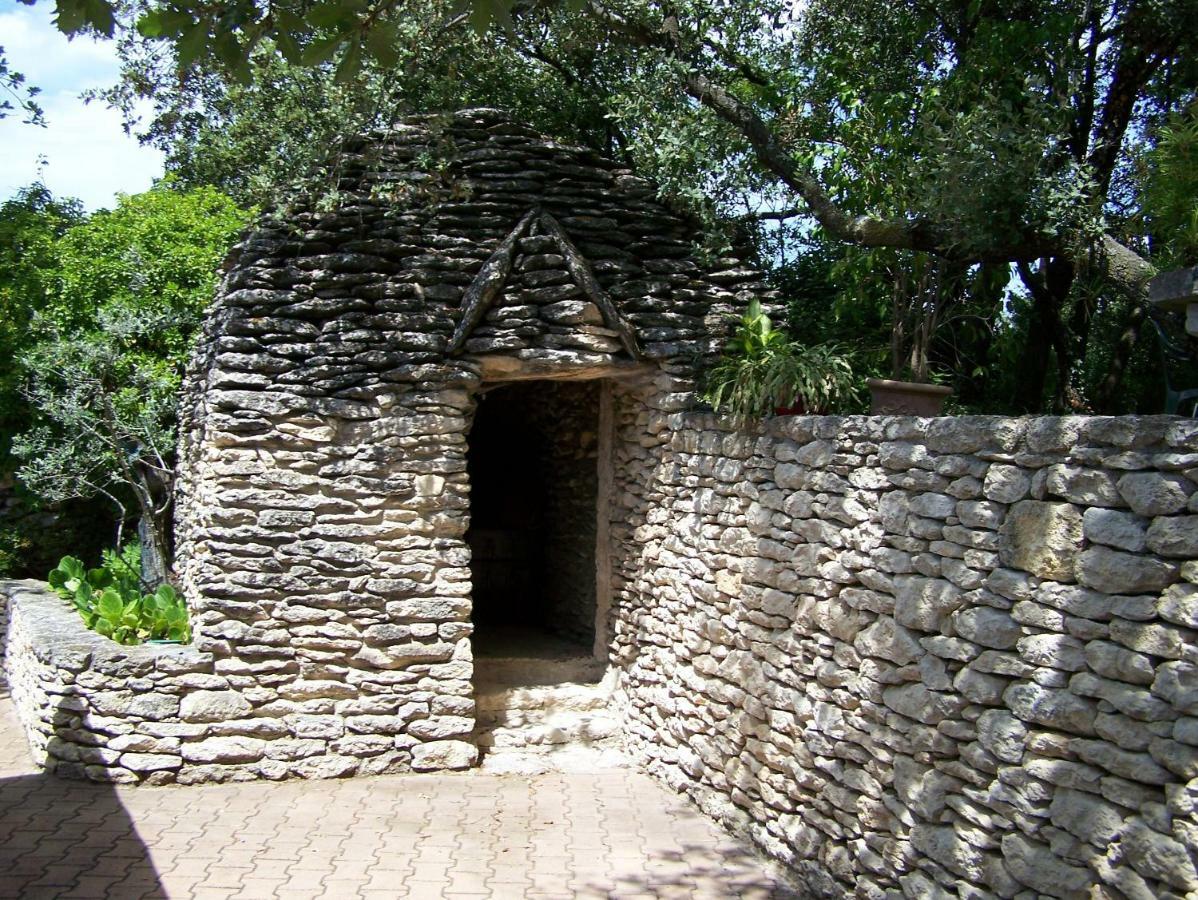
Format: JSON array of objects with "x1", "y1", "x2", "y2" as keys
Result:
[{"x1": 0, "y1": 685, "x2": 801, "y2": 898}]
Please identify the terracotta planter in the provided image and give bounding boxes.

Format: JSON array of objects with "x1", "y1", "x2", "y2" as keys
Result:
[{"x1": 867, "y1": 378, "x2": 952, "y2": 415}]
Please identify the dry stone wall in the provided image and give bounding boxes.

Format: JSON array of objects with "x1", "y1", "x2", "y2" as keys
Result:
[{"x1": 608, "y1": 408, "x2": 1198, "y2": 899}]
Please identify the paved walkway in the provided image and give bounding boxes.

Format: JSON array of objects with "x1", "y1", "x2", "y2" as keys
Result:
[{"x1": 0, "y1": 687, "x2": 801, "y2": 899}]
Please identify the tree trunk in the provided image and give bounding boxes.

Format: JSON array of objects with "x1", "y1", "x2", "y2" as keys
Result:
[{"x1": 138, "y1": 515, "x2": 170, "y2": 588}]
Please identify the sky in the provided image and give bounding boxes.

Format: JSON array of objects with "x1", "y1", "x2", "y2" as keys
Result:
[{"x1": 0, "y1": 0, "x2": 164, "y2": 210}]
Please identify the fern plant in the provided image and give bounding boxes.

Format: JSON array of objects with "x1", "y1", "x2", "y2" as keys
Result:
[{"x1": 702, "y1": 299, "x2": 859, "y2": 427}]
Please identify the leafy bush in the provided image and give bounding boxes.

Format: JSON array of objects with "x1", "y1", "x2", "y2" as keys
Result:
[
  {"x1": 702, "y1": 299, "x2": 860, "y2": 427},
  {"x1": 47, "y1": 548, "x2": 191, "y2": 645}
]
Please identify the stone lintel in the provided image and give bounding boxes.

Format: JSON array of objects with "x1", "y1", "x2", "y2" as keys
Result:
[{"x1": 467, "y1": 353, "x2": 655, "y2": 383}]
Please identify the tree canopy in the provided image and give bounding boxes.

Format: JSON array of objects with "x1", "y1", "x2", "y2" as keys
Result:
[
  {"x1": 0, "y1": 183, "x2": 250, "y2": 578},
  {"x1": 13, "y1": 0, "x2": 1198, "y2": 413}
]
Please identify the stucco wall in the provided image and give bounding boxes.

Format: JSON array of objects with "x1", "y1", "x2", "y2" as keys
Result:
[{"x1": 608, "y1": 410, "x2": 1198, "y2": 899}]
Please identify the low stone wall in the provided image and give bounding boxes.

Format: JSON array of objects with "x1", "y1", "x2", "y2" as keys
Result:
[
  {"x1": 0, "y1": 579, "x2": 475, "y2": 783},
  {"x1": 609, "y1": 412, "x2": 1198, "y2": 899}
]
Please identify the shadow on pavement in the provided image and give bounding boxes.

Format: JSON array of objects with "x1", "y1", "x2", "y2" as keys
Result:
[{"x1": 0, "y1": 686, "x2": 166, "y2": 900}]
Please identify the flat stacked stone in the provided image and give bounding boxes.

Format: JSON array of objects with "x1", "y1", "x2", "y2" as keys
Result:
[{"x1": 609, "y1": 411, "x2": 1198, "y2": 899}]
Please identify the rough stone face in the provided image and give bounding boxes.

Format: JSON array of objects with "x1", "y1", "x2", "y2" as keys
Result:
[
  {"x1": 999, "y1": 500, "x2": 1083, "y2": 581},
  {"x1": 1146, "y1": 515, "x2": 1198, "y2": 557},
  {"x1": 953, "y1": 607, "x2": 1021, "y2": 649},
  {"x1": 976, "y1": 709, "x2": 1027, "y2": 763},
  {"x1": 1003, "y1": 682, "x2": 1098, "y2": 735},
  {"x1": 180, "y1": 691, "x2": 253, "y2": 723},
  {"x1": 894, "y1": 577, "x2": 963, "y2": 631},
  {"x1": 1083, "y1": 508, "x2": 1148, "y2": 552},
  {"x1": 1118, "y1": 472, "x2": 1193, "y2": 516},
  {"x1": 411, "y1": 740, "x2": 478, "y2": 771},
  {"x1": 1076, "y1": 546, "x2": 1179, "y2": 594},
  {"x1": 984, "y1": 465, "x2": 1032, "y2": 503}
]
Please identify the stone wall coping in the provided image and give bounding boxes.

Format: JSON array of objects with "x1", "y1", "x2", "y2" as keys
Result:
[
  {"x1": 673, "y1": 411, "x2": 1198, "y2": 452},
  {"x1": 0, "y1": 579, "x2": 205, "y2": 672}
]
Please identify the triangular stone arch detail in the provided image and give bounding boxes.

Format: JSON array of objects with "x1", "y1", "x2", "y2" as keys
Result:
[{"x1": 446, "y1": 208, "x2": 642, "y2": 359}]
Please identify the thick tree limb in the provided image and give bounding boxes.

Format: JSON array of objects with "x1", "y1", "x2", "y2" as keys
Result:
[{"x1": 586, "y1": 0, "x2": 1055, "y2": 264}]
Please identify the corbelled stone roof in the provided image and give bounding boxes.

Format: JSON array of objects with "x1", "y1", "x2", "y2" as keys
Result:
[{"x1": 197, "y1": 107, "x2": 770, "y2": 399}]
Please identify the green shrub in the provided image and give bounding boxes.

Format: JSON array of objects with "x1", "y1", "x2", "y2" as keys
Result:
[
  {"x1": 702, "y1": 299, "x2": 860, "y2": 427},
  {"x1": 47, "y1": 547, "x2": 191, "y2": 645}
]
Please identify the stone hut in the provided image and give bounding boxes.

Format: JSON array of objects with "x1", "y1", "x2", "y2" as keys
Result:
[
  {"x1": 8, "y1": 106, "x2": 1198, "y2": 899},
  {"x1": 171, "y1": 107, "x2": 768, "y2": 772}
]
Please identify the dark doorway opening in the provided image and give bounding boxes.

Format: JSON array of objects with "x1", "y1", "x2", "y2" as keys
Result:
[{"x1": 467, "y1": 380, "x2": 600, "y2": 661}]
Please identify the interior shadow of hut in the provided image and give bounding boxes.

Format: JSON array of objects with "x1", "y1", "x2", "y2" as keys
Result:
[{"x1": 0, "y1": 683, "x2": 166, "y2": 898}]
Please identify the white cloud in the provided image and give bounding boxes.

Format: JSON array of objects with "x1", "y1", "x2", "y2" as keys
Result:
[{"x1": 0, "y1": 3, "x2": 164, "y2": 210}]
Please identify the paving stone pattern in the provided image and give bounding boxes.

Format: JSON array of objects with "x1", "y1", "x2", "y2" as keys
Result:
[{"x1": 0, "y1": 684, "x2": 800, "y2": 899}]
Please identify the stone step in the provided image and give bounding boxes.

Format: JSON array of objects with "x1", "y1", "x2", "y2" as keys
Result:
[
  {"x1": 473, "y1": 655, "x2": 606, "y2": 688},
  {"x1": 475, "y1": 682, "x2": 612, "y2": 714},
  {"x1": 476, "y1": 712, "x2": 621, "y2": 748}
]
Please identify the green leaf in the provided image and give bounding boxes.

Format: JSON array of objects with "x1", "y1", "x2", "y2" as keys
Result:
[
  {"x1": 364, "y1": 24, "x2": 400, "y2": 68},
  {"x1": 275, "y1": 30, "x2": 303, "y2": 64},
  {"x1": 138, "y1": 8, "x2": 193, "y2": 39},
  {"x1": 176, "y1": 23, "x2": 208, "y2": 68},
  {"x1": 306, "y1": 2, "x2": 354, "y2": 30},
  {"x1": 300, "y1": 35, "x2": 343, "y2": 66},
  {"x1": 83, "y1": 0, "x2": 116, "y2": 37},
  {"x1": 334, "y1": 42, "x2": 362, "y2": 84},
  {"x1": 96, "y1": 588, "x2": 124, "y2": 621},
  {"x1": 53, "y1": 0, "x2": 89, "y2": 34}
]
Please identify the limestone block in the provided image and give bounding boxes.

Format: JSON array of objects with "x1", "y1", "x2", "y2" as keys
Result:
[
  {"x1": 909, "y1": 493, "x2": 957, "y2": 520},
  {"x1": 1083, "y1": 508, "x2": 1148, "y2": 552},
  {"x1": 1153, "y1": 661, "x2": 1198, "y2": 715},
  {"x1": 1076, "y1": 546, "x2": 1179, "y2": 594},
  {"x1": 1003, "y1": 682, "x2": 1097, "y2": 735},
  {"x1": 1158, "y1": 582, "x2": 1198, "y2": 628},
  {"x1": 910, "y1": 825, "x2": 986, "y2": 882},
  {"x1": 999, "y1": 500, "x2": 1082, "y2": 581},
  {"x1": 1120, "y1": 817, "x2": 1198, "y2": 891},
  {"x1": 983, "y1": 465, "x2": 1032, "y2": 503},
  {"x1": 952, "y1": 607, "x2": 1021, "y2": 650},
  {"x1": 894, "y1": 577, "x2": 963, "y2": 632},
  {"x1": 853, "y1": 616, "x2": 923, "y2": 666},
  {"x1": 1118, "y1": 472, "x2": 1193, "y2": 516},
  {"x1": 1047, "y1": 788, "x2": 1126, "y2": 847},
  {"x1": 181, "y1": 737, "x2": 267, "y2": 763},
  {"x1": 1095, "y1": 712, "x2": 1153, "y2": 751},
  {"x1": 180, "y1": 690, "x2": 253, "y2": 723},
  {"x1": 1110, "y1": 619, "x2": 1188, "y2": 660},
  {"x1": 882, "y1": 683, "x2": 964, "y2": 725},
  {"x1": 1045, "y1": 464, "x2": 1123, "y2": 507},
  {"x1": 292, "y1": 755, "x2": 359, "y2": 779},
  {"x1": 1072, "y1": 738, "x2": 1172, "y2": 784},
  {"x1": 976, "y1": 709, "x2": 1027, "y2": 764},
  {"x1": 90, "y1": 692, "x2": 180, "y2": 720},
  {"x1": 1146, "y1": 515, "x2": 1198, "y2": 557},
  {"x1": 1084, "y1": 641, "x2": 1154, "y2": 686},
  {"x1": 956, "y1": 500, "x2": 1005, "y2": 530},
  {"x1": 1000, "y1": 832, "x2": 1092, "y2": 897},
  {"x1": 1016, "y1": 634, "x2": 1085, "y2": 671},
  {"x1": 120, "y1": 753, "x2": 183, "y2": 772},
  {"x1": 954, "y1": 666, "x2": 1008, "y2": 705},
  {"x1": 1072, "y1": 671, "x2": 1172, "y2": 722},
  {"x1": 411, "y1": 740, "x2": 477, "y2": 771},
  {"x1": 1149, "y1": 736, "x2": 1198, "y2": 779}
]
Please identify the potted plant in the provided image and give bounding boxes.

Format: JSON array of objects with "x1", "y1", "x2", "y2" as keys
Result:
[
  {"x1": 702, "y1": 299, "x2": 858, "y2": 427},
  {"x1": 864, "y1": 253, "x2": 956, "y2": 414}
]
